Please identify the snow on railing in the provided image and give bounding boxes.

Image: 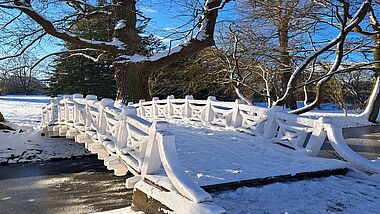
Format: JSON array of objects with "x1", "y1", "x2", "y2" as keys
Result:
[
  {"x1": 134, "y1": 95, "x2": 268, "y2": 135},
  {"x1": 40, "y1": 93, "x2": 380, "y2": 206},
  {"x1": 133, "y1": 96, "x2": 329, "y2": 156},
  {"x1": 130, "y1": 95, "x2": 380, "y2": 174},
  {"x1": 40, "y1": 94, "x2": 212, "y2": 203},
  {"x1": 323, "y1": 118, "x2": 380, "y2": 174},
  {"x1": 263, "y1": 107, "x2": 327, "y2": 156}
]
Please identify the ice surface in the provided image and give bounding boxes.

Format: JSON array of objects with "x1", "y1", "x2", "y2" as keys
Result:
[
  {"x1": 0, "y1": 95, "x2": 88, "y2": 164},
  {"x1": 0, "y1": 95, "x2": 51, "y2": 129}
]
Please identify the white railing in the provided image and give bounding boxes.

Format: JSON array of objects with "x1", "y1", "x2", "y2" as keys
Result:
[
  {"x1": 263, "y1": 107, "x2": 327, "y2": 156},
  {"x1": 323, "y1": 118, "x2": 380, "y2": 174},
  {"x1": 40, "y1": 94, "x2": 212, "y2": 204},
  {"x1": 40, "y1": 94, "x2": 380, "y2": 206},
  {"x1": 134, "y1": 96, "x2": 326, "y2": 156},
  {"x1": 135, "y1": 95, "x2": 268, "y2": 135},
  {"x1": 132, "y1": 96, "x2": 380, "y2": 174}
]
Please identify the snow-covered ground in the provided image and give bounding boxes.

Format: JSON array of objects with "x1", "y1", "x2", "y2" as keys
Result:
[
  {"x1": 2, "y1": 95, "x2": 379, "y2": 214},
  {"x1": 97, "y1": 173, "x2": 380, "y2": 214},
  {"x1": 96, "y1": 171, "x2": 380, "y2": 214},
  {"x1": 0, "y1": 131, "x2": 88, "y2": 164},
  {"x1": 0, "y1": 95, "x2": 51, "y2": 129},
  {"x1": 212, "y1": 172, "x2": 380, "y2": 214},
  {"x1": 167, "y1": 120, "x2": 347, "y2": 186},
  {"x1": 0, "y1": 95, "x2": 88, "y2": 165}
]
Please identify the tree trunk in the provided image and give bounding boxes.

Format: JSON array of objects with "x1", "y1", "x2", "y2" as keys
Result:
[
  {"x1": 112, "y1": 0, "x2": 145, "y2": 102},
  {"x1": 112, "y1": 0, "x2": 140, "y2": 52},
  {"x1": 365, "y1": 34, "x2": 380, "y2": 123},
  {"x1": 278, "y1": 1, "x2": 297, "y2": 110},
  {"x1": 114, "y1": 63, "x2": 151, "y2": 103}
]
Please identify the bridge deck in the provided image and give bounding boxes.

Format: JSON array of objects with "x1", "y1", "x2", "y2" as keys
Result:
[{"x1": 164, "y1": 120, "x2": 348, "y2": 188}]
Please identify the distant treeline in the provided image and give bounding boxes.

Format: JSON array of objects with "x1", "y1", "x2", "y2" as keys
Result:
[{"x1": 0, "y1": 76, "x2": 47, "y2": 95}]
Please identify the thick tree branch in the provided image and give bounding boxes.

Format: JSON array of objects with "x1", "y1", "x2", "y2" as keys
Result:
[
  {"x1": 115, "y1": 0, "x2": 223, "y2": 72},
  {"x1": 0, "y1": 1, "x2": 125, "y2": 53}
]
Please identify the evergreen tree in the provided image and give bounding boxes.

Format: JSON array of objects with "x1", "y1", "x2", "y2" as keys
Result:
[
  {"x1": 46, "y1": 1, "x2": 116, "y2": 99},
  {"x1": 47, "y1": 56, "x2": 116, "y2": 99},
  {"x1": 46, "y1": 0, "x2": 165, "y2": 99}
]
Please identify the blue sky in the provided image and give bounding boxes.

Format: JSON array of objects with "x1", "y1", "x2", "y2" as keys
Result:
[
  {"x1": 0, "y1": 0, "x2": 376, "y2": 79},
  {"x1": 23, "y1": 0, "x2": 237, "y2": 54},
  {"x1": 0, "y1": 0, "x2": 237, "y2": 78}
]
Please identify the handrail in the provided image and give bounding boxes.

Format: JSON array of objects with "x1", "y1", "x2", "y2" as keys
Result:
[
  {"x1": 135, "y1": 95, "x2": 269, "y2": 134},
  {"x1": 323, "y1": 119, "x2": 380, "y2": 174},
  {"x1": 40, "y1": 94, "x2": 380, "y2": 206},
  {"x1": 40, "y1": 94, "x2": 213, "y2": 204}
]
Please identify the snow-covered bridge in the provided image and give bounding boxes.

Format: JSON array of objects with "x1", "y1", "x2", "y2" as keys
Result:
[{"x1": 39, "y1": 94, "x2": 380, "y2": 213}]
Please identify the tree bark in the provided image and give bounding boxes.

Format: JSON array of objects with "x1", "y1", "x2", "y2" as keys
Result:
[
  {"x1": 112, "y1": 0, "x2": 140, "y2": 53},
  {"x1": 114, "y1": 63, "x2": 151, "y2": 103},
  {"x1": 112, "y1": 0, "x2": 145, "y2": 102},
  {"x1": 366, "y1": 34, "x2": 380, "y2": 123},
  {"x1": 278, "y1": 0, "x2": 297, "y2": 110}
]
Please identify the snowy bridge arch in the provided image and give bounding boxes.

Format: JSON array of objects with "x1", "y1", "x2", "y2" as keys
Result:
[{"x1": 40, "y1": 94, "x2": 380, "y2": 213}]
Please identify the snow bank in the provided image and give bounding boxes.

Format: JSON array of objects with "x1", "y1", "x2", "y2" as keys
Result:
[{"x1": 0, "y1": 131, "x2": 89, "y2": 165}]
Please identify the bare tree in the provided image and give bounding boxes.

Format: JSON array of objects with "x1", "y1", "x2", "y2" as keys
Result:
[
  {"x1": 0, "y1": 52, "x2": 44, "y2": 94},
  {"x1": 0, "y1": 0, "x2": 231, "y2": 102},
  {"x1": 274, "y1": 0, "x2": 379, "y2": 115},
  {"x1": 235, "y1": 0, "x2": 323, "y2": 109},
  {"x1": 214, "y1": 0, "x2": 380, "y2": 121}
]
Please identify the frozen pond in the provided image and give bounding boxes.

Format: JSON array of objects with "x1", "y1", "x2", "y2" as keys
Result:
[{"x1": 0, "y1": 95, "x2": 51, "y2": 129}]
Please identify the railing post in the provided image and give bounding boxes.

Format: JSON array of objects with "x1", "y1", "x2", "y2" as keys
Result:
[
  {"x1": 167, "y1": 95, "x2": 175, "y2": 118},
  {"x1": 152, "y1": 97, "x2": 159, "y2": 119},
  {"x1": 304, "y1": 117, "x2": 328, "y2": 156},
  {"x1": 204, "y1": 96, "x2": 216, "y2": 122},
  {"x1": 141, "y1": 121, "x2": 169, "y2": 175},
  {"x1": 138, "y1": 99, "x2": 146, "y2": 118},
  {"x1": 231, "y1": 99, "x2": 245, "y2": 128},
  {"x1": 117, "y1": 105, "x2": 137, "y2": 150},
  {"x1": 63, "y1": 95, "x2": 73, "y2": 124},
  {"x1": 184, "y1": 95, "x2": 194, "y2": 119},
  {"x1": 84, "y1": 95, "x2": 97, "y2": 129},
  {"x1": 57, "y1": 96, "x2": 64, "y2": 124},
  {"x1": 99, "y1": 98, "x2": 114, "y2": 135},
  {"x1": 263, "y1": 106, "x2": 282, "y2": 139},
  {"x1": 72, "y1": 94, "x2": 83, "y2": 124},
  {"x1": 51, "y1": 98, "x2": 59, "y2": 125}
]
